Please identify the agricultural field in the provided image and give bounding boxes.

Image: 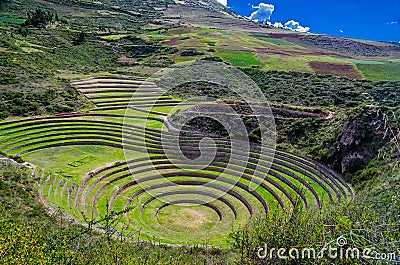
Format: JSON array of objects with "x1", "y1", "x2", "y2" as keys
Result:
[
  {"x1": 0, "y1": 76, "x2": 353, "y2": 245},
  {"x1": 0, "y1": 16, "x2": 25, "y2": 26}
]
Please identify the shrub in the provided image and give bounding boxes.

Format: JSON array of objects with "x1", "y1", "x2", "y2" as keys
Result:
[
  {"x1": 181, "y1": 49, "x2": 205, "y2": 56},
  {"x1": 17, "y1": 26, "x2": 30, "y2": 37}
]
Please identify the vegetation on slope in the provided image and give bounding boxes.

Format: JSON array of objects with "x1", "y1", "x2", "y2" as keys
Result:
[
  {"x1": 0, "y1": 86, "x2": 88, "y2": 119},
  {"x1": 230, "y1": 143, "x2": 400, "y2": 264},
  {"x1": 242, "y1": 68, "x2": 400, "y2": 108}
]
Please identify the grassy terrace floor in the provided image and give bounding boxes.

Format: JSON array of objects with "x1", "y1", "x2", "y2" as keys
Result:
[{"x1": 0, "y1": 76, "x2": 353, "y2": 246}]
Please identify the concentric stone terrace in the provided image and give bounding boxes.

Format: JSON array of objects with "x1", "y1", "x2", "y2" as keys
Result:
[{"x1": 0, "y1": 76, "x2": 353, "y2": 245}]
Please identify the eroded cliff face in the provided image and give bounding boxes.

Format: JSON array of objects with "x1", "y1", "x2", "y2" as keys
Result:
[{"x1": 335, "y1": 109, "x2": 389, "y2": 174}]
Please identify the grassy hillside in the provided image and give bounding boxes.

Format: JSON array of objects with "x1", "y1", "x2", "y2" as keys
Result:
[
  {"x1": 0, "y1": 0, "x2": 399, "y2": 92},
  {"x1": 0, "y1": 0, "x2": 399, "y2": 122}
]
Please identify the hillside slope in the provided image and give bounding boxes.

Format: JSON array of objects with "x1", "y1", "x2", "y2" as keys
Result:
[{"x1": 1, "y1": 0, "x2": 400, "y2": 84}]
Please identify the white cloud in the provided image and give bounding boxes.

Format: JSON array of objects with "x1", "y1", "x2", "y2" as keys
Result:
[
  {"x1": 267, "y1": 20, "x2": 310, "y2": 32},
  {"x1": 284, "y1": 20, "x2": 310, "y2": 32},
  {"x1": 247, "y1": 3, "x2": 310, "y2": 32},
  {"x1": 249, "y1": 3, "x2": 275, "y2": 22},
  {"x1": 339, "y1": 29, "x2": 344, "y2": 33},
  {"x1": 387, "y1": 21, "x2": 398, "y2": 25},
  {"x1": 216, "y1": 0, "x2": 227, "y2": 6},
  {"x1": 273, "y1": 22, "x2": 284, "y2": 28}
]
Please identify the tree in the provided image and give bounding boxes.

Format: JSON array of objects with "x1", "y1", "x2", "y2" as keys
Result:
[
  {"x1": 24, "y1": 8, "x2": 55, "y2": 28},
  {"x1": 72, "y1": 30, "x2": 87, "y2": 45}
]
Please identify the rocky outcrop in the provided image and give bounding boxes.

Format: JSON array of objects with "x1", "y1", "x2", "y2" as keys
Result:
[{"x1": 335, "y1": 109, "x2": 389, "y2": 174}]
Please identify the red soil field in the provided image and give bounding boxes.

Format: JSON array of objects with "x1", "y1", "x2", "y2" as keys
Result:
[
  {"x1": 309, "y1": 61, "x2": 363, "y2": 79},
  {"x1": 161, "y1": 37, "x2": 183, "y2": 46},
  {"x1": 118, "y1": 57, "x2": 133, "y2": 63}
]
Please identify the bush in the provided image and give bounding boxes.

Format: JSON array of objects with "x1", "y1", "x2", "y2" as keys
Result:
[
  {"x1": 181, "y1": 49, "x2": 205, "y2": 56},
  {"x1": 201, "y1": 56, "x2": 223, "y2": 62},
  {"x1": 10, "y1": 156, "x2": 24, "y2": 163}
]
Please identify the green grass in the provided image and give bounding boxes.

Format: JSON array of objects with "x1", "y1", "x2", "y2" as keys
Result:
[
  {"x1": 197, "y1": 27, "x2": 231, "y2": 36},
  {"x1": 256, "y1": 54, "x2": 313, "y2": 72},
  {"x1": 345, "y1": 58, "x2": 385, "y2": 65},
  {"x1": 217, "y1": 51, "x2": 263, "y2": 67},
  {"x1": 356, "y1": 62, "x2": 400, "y2": 81},
  {"x1": 2, "y1": 72, "x2": 356, "y2": 246},
  {"x1": 28, "y1": 136, "x2": 338, "y2": 245},
  {"x1": 23, "y1": 146, "x2": 125, "y2": 179},
  {"x1": 20, "y1": 47, "x2": 43, "y2": 53},
  {"x1": 1, "y1": 154, "x2": 398, "y2": 264},
  {"x1": 100, "y1": 34, "x2": 129, "y2": 40},
  {"x1": 0, "y1": 163, "x2": 238, "y2": 264},
  {"x1": 0, "y1": 16, "x2": 25, "y2": 24},
  {"x1": 253, "y1": 36, "x2": 298, "y2": 47},
  {"x1": 52, "y1": 160, "x2": 261, "y2": 245}
]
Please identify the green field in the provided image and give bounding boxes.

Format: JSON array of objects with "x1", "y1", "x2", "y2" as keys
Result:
[
  {"x1": 356, "y1": 62, "x2": 400, "y2": 81},
  {"x1": 216, "y1": 51, "x2": 263, "y2": 67},
  {"x1": 0, "y1": 16, "x2": 25, "y2": 24}
]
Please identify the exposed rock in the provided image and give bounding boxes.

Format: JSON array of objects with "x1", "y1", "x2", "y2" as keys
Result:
[{"x1": 335, "y1": 109, "x2": 389, "y2": 174}]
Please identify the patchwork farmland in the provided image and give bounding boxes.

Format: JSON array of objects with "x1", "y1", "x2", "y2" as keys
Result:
[{"x1": 0, "y1": 76, "x2": 353, "y2": 245}]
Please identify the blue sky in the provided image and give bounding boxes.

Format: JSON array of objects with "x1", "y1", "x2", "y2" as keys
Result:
[{"x1": 218, "y1": 0, "x2": 400, "y2": 42}]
